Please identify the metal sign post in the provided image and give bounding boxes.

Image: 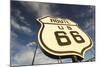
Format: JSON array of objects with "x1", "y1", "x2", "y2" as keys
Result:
[
  {"x1": 72, "y1": 56, "x2": 81, "y2": 62},
  {"x1": 32, "y1": 42, "x2": 38, "y2": 65}
]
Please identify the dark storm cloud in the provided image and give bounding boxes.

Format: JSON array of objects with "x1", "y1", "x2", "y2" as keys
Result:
[{"x1": 20, "y1": 1, "x2": 60, "y2": 18}]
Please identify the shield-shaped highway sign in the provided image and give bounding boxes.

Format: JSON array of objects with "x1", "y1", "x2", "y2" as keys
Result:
[{"x1": 37, "y1": 16, "x2": 93, "y2": 59}]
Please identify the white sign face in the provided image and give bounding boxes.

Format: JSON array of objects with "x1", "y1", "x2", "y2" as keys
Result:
[{"x1": 37, "y1": 16, "x2": 93, "y2": 58}]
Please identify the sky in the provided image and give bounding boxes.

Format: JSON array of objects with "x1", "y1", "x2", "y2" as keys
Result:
[{"x1": 10, "y1": 1, "x2": 95, "y2": 66}]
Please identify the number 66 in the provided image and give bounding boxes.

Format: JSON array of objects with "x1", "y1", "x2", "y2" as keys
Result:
[{"x1": 54, "y1": 31, "x2": 85, "y2": 46}]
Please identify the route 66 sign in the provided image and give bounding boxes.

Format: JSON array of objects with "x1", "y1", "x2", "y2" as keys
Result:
[{"x1": 37, "y1": 16, "x2": 93, "y2": 59}]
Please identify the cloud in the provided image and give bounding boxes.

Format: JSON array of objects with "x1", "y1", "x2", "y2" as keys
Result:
[
  {"x1": 21, "y1": 26, "x2": 33, "y2": 35},
  {"x1": 81, "y1": 7, "x2": 95, "y2": 38},
  {"x1": 26, "y1": 41, "x2": 37, "y2": 47},
  {"x1": 11, "y1": 7, "x2": 38, "y2": 66},
  {"x1": 10, "y1": 31, "x2": 26, "y2": 65},
  {"x1": 10, "y1": 34, "x2": 36, "y2": 65},
  {"x1": 11, "y1": 17, "x2": 34, "y2": 36},
  {"x1": 10, "y1": 31, "x2": 20, "y2": 50},
  {"x1": 11, "y1": 8, "x2": 36, "y2": 36},
  {"x1": 14, "y1": 46, "x2": 34, "y2": 65},
  {"x1": 26, "y1": 42, "x2": 58, "y2": 65},
  {"x1": 11, "y1": 31, "x2": 18, "y2": 39},
  {"x1": 21, "y1": 2, "x2": 59, "y2": 17},
  {"x1": 11, "y1": 41, "x2": 58, "y2": 66},
  {"x1": 84, "y1": 19, "x2": 95, "y2": 33},
  {"x1": 12, "y1": 9, "x2": 30, "y2": 26},
  {"x1": 11, "y1": 18, "x2": 20, "y2": 30},
  {"x1": 34, "y1": 48, "x2": 58, "y2": 64},
  {"x1": 74, "y1": 6, "x2": 95, "y2": 35}
]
